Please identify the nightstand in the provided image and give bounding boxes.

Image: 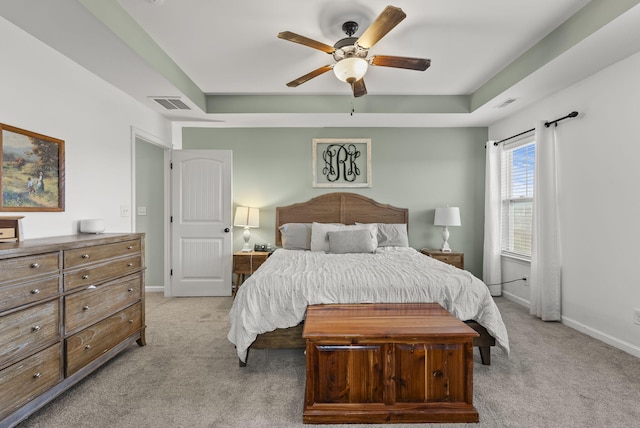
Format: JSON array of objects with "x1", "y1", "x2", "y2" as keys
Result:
[
  {"x1": 420, "y1": 249, "x2": 464, "y2": 269},
  {"x1": 233, "y1": 251, "x2": 270, "y2": 297}
]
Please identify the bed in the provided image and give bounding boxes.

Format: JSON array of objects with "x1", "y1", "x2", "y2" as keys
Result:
[{"x1": 228, "y1": 192, "x2": 509, "y2": 366}]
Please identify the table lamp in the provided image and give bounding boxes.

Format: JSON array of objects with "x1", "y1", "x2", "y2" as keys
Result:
[
  {"x1": 434, "y1": 207, "x2": 461, "y2": 252},
  {"x1": 234, "y1": 206, "x2": 259, "y2": 252}
]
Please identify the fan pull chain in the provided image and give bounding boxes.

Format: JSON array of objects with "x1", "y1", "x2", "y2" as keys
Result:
[{"x1": 351, "y1": 99, "x2": 355, "y2": 116}]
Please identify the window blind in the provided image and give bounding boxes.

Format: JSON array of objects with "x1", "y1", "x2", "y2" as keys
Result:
[{"x1": 501, "y1": 138, "x2": 535, "y2": 259}]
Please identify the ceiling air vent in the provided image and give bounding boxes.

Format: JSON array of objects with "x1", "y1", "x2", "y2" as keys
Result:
[
  {"x1": 151, "y1": 97, "x2": 191, "y2": 110},
  {"x1": 494, "y1": 98, "x2": 517, "y2": 108}
]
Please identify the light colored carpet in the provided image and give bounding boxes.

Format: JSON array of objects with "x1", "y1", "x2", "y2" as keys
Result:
[{"x1": 16, "y1": 293, "x2": 640, "y2": 428}]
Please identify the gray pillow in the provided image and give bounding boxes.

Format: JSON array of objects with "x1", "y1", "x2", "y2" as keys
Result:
[
  {"x1": 279, "y1": 223, "x2": 312, "y2": 250},
  {"x1": 327, "y1": 229, "x2": 377, "y2": 254},
  {"x1": 310, "y1": 223, "x2": 375, "y2": 252},
  {"x1": 357, "y1": 223, "x2": 409, "y2": 247}
]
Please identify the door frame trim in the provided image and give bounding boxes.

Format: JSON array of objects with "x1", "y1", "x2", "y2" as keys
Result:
[{"x1": 130, "y1": 126, "x2": 172, "y2": 295}]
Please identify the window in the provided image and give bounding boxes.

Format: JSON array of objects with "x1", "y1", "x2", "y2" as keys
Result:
[{"x1": 501, "y1": 137, "x2": 535, "y2": 259}]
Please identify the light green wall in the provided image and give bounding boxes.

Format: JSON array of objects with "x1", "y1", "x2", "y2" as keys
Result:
[
  {"x1": 135, "y1": 138, "x2": 165, "y2": 287},
  {"x1": 182, "y1": 127, "x2": 487, "y2": 277}
]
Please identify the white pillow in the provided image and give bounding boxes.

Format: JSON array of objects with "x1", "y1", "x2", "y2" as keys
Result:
[
  {"x1": 328, "y1": 229, "x2": 377, "y2": 254},
  {"x1": 310, "y1": 223, "x2": 343, "y2": 252},
  {"x1": 357, "y1": 223, "x2": 409, "y2": 247},
  {"x1": 310, "y1": 222, "x2": 377, "y2": 252}
]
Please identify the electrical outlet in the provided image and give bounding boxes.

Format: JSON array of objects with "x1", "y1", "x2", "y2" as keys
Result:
[
  {"x1": 120, "y1": 205, "x2": 130, "y2": 217},
  {"x1": 634, "y1": 308, "x2": 640, "y2": 326}
]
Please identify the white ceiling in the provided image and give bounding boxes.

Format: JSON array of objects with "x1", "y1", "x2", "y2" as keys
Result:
[
  {"x1": 117, "y1": 0, "x2": 584, "y2": 95},
  {"x1": 2, "y1": 0, "x2": 640, "y2": 128}
]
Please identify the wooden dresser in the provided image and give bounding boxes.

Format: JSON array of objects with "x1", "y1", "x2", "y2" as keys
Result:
[{"x1": 0, "y1": 233, "x2": 146, "y2": 428}]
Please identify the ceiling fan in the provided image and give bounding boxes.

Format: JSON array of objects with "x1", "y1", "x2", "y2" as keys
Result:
[{"x1": 278, "y1": 5, "x2": 430, "y2": 97}]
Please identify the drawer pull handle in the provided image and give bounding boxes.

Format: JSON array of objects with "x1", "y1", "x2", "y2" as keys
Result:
[
  {"x1": 33, "y1": 372, "x2": 42, "y2": 379},
  {"x1": 127, "y1": 263, "x2": 134, "y2": 267},
  {"x1": 87, "y1": 285, "x2": 96, "y2": 290},
  {"x1": 128, "y1": 288, "x2": 134, "y2": 292},
  {"x1": 83, "y1": 305, "x2": 90, "y2": 311},
  {"x1": 127, "y1": 245, "x2": 134, "y2": 250},
  {"x1": 85, "y1": 345, "x2": 91, "y2": 350},
  {"x1": 129, "y1": 320, "x2": 134, "y2": 323},
  {"x1": 31, "y1": 262, "x2": 40, "y2": 269},
  {"x1": 82, "y1": 254, "x2": 90, "y2": 259},
  {"x1": 82, "y1": 275, "x2": 90, "y2": 280},
  {"x1": 32, "y1": 325, "x2": 41, "y2": 332},
  {"x1": 31, "y1": 289, "x2": 40, "y2": 295}
]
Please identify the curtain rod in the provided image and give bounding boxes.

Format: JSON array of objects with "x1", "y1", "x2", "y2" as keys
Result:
[{"x1": 493, "y1": 111, "x2": 579, "y2": 146}]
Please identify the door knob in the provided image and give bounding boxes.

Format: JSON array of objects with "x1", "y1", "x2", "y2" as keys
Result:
[{"x1": 224, "y1": 228, "x2": 230, "y2": 233}]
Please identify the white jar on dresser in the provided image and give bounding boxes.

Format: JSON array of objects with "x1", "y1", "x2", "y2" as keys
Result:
[{"x1": 0, "y1": 233, "x2": 146, "y2": 427}]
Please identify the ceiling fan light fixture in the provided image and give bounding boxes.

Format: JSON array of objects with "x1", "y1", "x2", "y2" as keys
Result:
[{"x1": 333, "y1": 57, "x2": 368, "y2": 84}]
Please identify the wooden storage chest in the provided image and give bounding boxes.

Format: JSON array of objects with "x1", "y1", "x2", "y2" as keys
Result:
[{"x1": 302, "y1": 303, "x2": 479, "y2": 424}]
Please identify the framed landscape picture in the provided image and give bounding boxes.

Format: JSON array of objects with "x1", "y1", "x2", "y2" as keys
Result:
[
  {"x1": 1, "y1": 123, "x2": 65, "y2": 211},
  {"x1": 312, "y1": 138, "x2": 371, "y2": 188}
]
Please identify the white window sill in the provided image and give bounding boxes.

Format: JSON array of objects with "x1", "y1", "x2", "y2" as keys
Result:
[{"x1": 501, "y1": 253, "x2": 531, "y2": 264}]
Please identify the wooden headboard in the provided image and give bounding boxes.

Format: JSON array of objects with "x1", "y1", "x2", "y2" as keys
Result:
[{"x1": 275, "y1": 193, "x2": 409, "y2": 246}]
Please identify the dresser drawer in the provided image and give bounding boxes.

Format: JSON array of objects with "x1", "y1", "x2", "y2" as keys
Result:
[
  {"x1": 63, "y1": 255, "x2": 142, "y2": 292},
  {"x1": 0, "y1": 344, "x2": 62, "y2": 420},
  {"x1": 0, "y1": 275, "x2": 59, "y2": 313},
  {"x1": 64, "y1": 240, "x2": 141, "y2": 269},
  {"x1": 66, "y1": 303, "x2": 142, "y2": 376},
  {"x1": 0, "y1": 228, "x2": 15, "y2": 239},
  {"x1": 420, "y1": 249, "x2": 464, "y2": 270},
  {"x1": 434, "y1": 253, "x2": 463, "y2": 268},
  {"x1": 0, "y1": 300, "x2": 60, "y2": 368},
  {"x1": 65, "y1": 274, "x2": 142, "y2": 334},
  {"x1": 0, "y1": 252, "x2": 60, "y2": 285}
]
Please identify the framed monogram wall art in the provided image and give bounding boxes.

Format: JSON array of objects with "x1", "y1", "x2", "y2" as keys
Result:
[{"x1": 312, "y1": 138, "x2": 371, "y2": 188}]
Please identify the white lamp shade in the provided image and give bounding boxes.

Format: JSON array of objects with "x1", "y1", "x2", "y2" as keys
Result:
[
  {"x1": 333, "y1": 57, "x2": 368, "y2": 83},
  {"x1": 434, "y1": 207, "x2": 461, "y2": 227},
  {"x1": 233, "y1": 206, "x2": 259, "y2": 228}
]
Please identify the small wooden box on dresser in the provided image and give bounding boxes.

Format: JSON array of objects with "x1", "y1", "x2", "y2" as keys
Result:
[{"x1": 0, "y1": 233, "x2": 146, "y2": 428}]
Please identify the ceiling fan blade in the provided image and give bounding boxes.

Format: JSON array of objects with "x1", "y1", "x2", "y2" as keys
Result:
[
  {"x1": 278, "y1": 31, "x2": 335, "y2": 54},
  {"x1": 356, "y1": 6, "x2": 406, "y2": 50},
  {"x1": 286, "y1": 65, "x2": 333, "y2": 87},
  {"x1": 371, "y1": 55, "x2": 431, "y2": 71},
  {"x1": 351, "y1": 78, "x2": 367, "y2": 98}
]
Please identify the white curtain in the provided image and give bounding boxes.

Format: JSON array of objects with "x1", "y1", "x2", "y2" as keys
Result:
[
  {"x1": 530, "y1": 121, "x2": 562, "y2": 320},
  {"x1": 483, "y1": 141, "x2": 502, "y2": 296}
]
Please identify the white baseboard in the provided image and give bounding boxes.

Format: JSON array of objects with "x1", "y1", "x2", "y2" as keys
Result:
[
  {"x1": 501, "y1": 290, "x2": 530, "y2": 307},
  {"x1": 561, "y1": 316, "x2": 640, "y2": 359},
  {"x1": 145, "y1": 286, "x2": 164, "y2": 293},
  {"x1": 499, "y1": 291, "x2": 640, "y2": 359}
]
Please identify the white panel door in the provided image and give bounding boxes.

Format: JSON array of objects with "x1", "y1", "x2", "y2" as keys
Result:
[{"x1": 170, "y1": 150, "x2": 232, "y2": 296}]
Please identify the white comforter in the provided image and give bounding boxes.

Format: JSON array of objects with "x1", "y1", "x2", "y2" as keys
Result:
[{"x1": 228, "y1": 247, "x2": 509, "y2": 362}]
